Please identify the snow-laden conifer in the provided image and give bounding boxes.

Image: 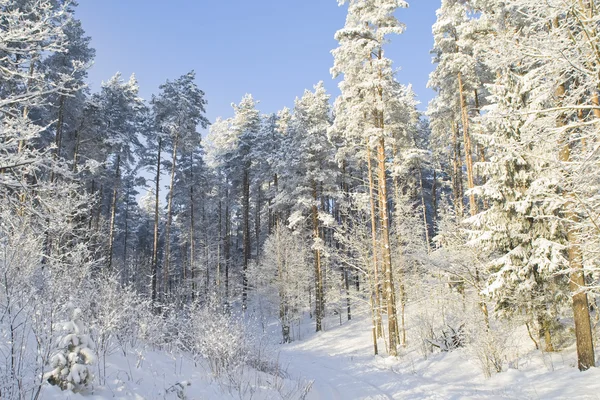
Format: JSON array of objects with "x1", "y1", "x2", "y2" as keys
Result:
[
  {"x1": 331, "y1": 0, "x2": 409, "y2": 356},
  {"x1": 45, "y1": 302, "x2": 95, "y2": 392}
]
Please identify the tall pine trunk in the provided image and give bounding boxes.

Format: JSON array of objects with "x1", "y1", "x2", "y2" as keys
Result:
[
  {"x1": 255, "y1": 184, "x2": 261, "y2": 262},
  {"x1": 189, "y1": 156, "x2": 196, "y2": 300},
  {"x1": 312, "y1": 180, "x2": 324, "y2": 332},
  {"x1": 377, "y1": 135, "x2": 398, "y2": 356},
  {"x1": 341, "y1": 162, "x2": 352, "y2": 323},
  {"x1": 151, "y1": 137, "x2": 162, "y2": 305},
  {"x1": 432, "y1": 166, "x2": 438, "y2": 233},
  {"x1": 123, "y1": 182, "x2": 131, "y2": 284},
  {"x1": 203, "y1": 201, "x2": 209, "y2": 296},
  {"x1": 375, "y1": 45, "x2": 399, "y2": 354},
  {"x1": 418, "y1": 167, "x2": 431, "y2": 253},
  {"x1": 556, "y1": 83, "x2": 595, "y2": 371},
  {"x1": 164, "y1": 133, "x2": 179, "y2": 298},
  {"x1": 107, "y1": 154, "x2": 120, "y2": 271},
  {"x1": 451, "y1": 122, "x2": 464, "y2": 217},
  {"x1": 242, "y1": 167, "x2": 250, "y2": 310},
  {"x1": 276, "y1": 221, "x2": 291, "y2": 343},
  {"x1": 224, "y1": 187, "x2": 231, "y2": 308},
  {"x1": 391, "y1": 143, "x2": 408, "y2": 347},
  {"x1": 344, "y1": 267, "x2": 351, "y2": 321},
  {"x1": 366, "y1": 139, "x2": 383, "y2": 339},
  {"x1": 457, "y1": 72, "x2": 477, "y2": 216},
  {"x1": 215, "y1": 198, "x2": 222, "y2": 298}
]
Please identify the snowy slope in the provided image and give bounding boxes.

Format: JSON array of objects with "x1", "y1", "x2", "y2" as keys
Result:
[{"x1": 279, "y1": 315, "x2": 600, "y2": 399}]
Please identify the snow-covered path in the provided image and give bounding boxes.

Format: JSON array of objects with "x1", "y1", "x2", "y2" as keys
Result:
[
  {"x1": 278, "y1": 321, "x2": 473, "y2": 399},
  {"x1": 280, "y1": 349, "x2": 395, "y2": 400},
  {"x1": 278, "y1": 317, "x2": 600, "y2": 400},
  {"x1": 278, "y1": 318, "x2": 448, "y2": 400}
]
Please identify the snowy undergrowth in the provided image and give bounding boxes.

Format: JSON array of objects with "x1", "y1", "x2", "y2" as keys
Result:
[
  {"x1": 33, "y1": 301, "x2": 314, "y2": 400},
  {"x1": 0, "y1": 273, "x2": 313, "y2": 400},
  {"x1": 40, "y1": 347, "x2": 312, "y2": 400},
  {"x1": 30, "y1": 291, "x2": 600, "y2": 400}
]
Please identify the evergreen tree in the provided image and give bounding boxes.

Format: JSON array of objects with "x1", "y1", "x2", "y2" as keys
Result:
[
  {"x1": 209, "y1": 95, "x2": 261, "y2": 310},
  {"x1": 332, "y1": 0, "x2": 409, "y2": 356},
  {"x1": 284, "y1": 82, "x2": 338, "y2": 332},
  {"x1": 151, "y1": 71, "x2": 209, "y2": 300},
  {"x1": 45, "y1": 302, "x2": 95, "y2": 392},
  {"x1": 91, "y1": 72, "x2": 146, "y2": 271}
]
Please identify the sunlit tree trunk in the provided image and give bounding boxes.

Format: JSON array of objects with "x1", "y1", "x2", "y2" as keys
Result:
[
  {"x1": 224, "y1": 187, "x2": 231, "y2": 308},
  {"x1": 107, "y1": 154, "x2": 120, "y2": 271},
  {"x1": 164, "y1": 132, "x2": 179, "y2": 298},
  {"x1": 215, "y1": 198, "x2": 222, "y2": 297},
  {"x1": 122, "y1": 182, "x2": 131, "y2": 283},
  {"x1": 312, "y1": 180, "x2": 324, "y2": 332},
  {"x1": 366, "y1": 139, "x2": 383, "y2": 338},
  {"x1": 556, "y1": 83, "x2": 595, "y2": 371},
  {"x1": 242, "y1": 167, "x2": 250, "y2": 310},
  {"x1": 151, "y1": 137, "x2": 162, "y2": 305},
  {"x1": 474, "y1": 89, "x2": 488, "y2": 210},
  {"x1": 457, "y1": 72, "x2": 477, "y2": 217},
  {"x1": 189, "y1": 153, "x2": 196, "y2": 300},
  {"x1": 377, "y1": 134, "x2": 398, "y2": 356},
  {"x1": 432, "y1": 165, "x2": 438, "y2": 232},
  {"x1": 418, "y1": 165, "x2": 431, "y2": 253},
  {"x1": 255, "y1": 184, "x2": 261, "y2": 262},
  {"x1": 391, "y1": 143, "x2": 408, "y2": 347},
  {"x1": 451, "y1": 122, "x2": 464, "y2": 217}
]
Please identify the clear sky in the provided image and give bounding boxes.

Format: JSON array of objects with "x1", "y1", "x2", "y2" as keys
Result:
[{"x1": 75, "y1": 1, "x2": 439, "y2": 126}]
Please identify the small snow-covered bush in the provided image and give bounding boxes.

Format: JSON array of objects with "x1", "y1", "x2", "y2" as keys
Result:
[
  {"x1": 465, "y1": 315, "x2": 521, "y2": 378},
  {"x1": 191, "y1": 304, "x2": 249, "y2": 377},
  {"x1": 44, "y1": 302, "x2": 95, "y2": 392},
  {"x1": 87, "y1": 273, "x2": 153, "y2": 384},
  {"x1": 428, "y1": 324, "x2": 465, "y2": 352},
  {"x1": 166, "y1": 380, "x2": 191, "y2": 399},
  {"x1": 470, "y1": 330, "x2": 504, "y2": 378},
  {"x1": 91, "y1": 274, "x2": 152, "y2": 351},
  {"x1": 414, "y1": 311, "x2": 437, "y2": 358}
]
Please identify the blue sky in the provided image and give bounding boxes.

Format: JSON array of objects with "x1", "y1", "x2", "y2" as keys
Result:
[{"x1": 76, "y1": 1, "x2": 439, "y2": 125}]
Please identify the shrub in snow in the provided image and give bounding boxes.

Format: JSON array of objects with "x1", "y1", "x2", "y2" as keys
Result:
[
  {"x1": 427, "y1": 324, "x2": 465, "y2": 352},
  {"x1": 465, "y1": 316, "x2": 520, "y2": 378},
  {"x1": 88, "y1": 273, "x2": 153, "y2": 384},
  {"x1": 166, "y1": 381, "x2": 191, "y2": 399},
  {"x1": 44, "y1": 302, "x2": 95, "y2": 392},
  {"x1": 191, "y1": 305, "x2": 249, "y2": 377}
]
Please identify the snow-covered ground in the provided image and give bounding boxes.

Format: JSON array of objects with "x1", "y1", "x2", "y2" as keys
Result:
[
  {"x1": 40, "y1": 311, "x2": 600, "y2": 399},
  {"x1": 280, "y1": 316, "x2": 600, "y2": 399}
]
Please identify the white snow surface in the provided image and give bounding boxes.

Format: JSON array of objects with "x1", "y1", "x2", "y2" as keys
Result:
[
  {"x1": 280, "y1": 316, "x2": 600, "y2": 399},
  {"x1": 40, "y1": 314, "x2": 600, "y2": 399}
]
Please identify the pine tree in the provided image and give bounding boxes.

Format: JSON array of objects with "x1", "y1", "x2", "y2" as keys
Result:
[
  {"x1": 151, "y1": 71, "x2": 209, "y2": 300},
  {"x1": 332, "y1": 0, "x2": 409, "y2": 356},
  {"x1": 45, "y1": 302, "x2": 95, "y2": 392},
  {"x1": 428, "y1": 0, "x2": 491, "y2": 217},
  {"x1": 92, "y1": 73, "x2": 146, "y2": 271},
  {"x1": 472, "y1": 0, "x2": 598, "y2": 370},
  {"x1": 284, "y1": 82, "x2": 337, "y2": 332},
  {"x1": 209, "y1": 95, "x2": 260, "y2": 310},
  {"x1": 40, "y1": 16, "x2": 95, "y2": 169},
  {"x1": 469, "y1": 66, "x2": 568, "y2": 352}
]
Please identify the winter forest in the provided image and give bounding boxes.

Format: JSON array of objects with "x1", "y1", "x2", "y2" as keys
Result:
[{"x1": 2, "y1": 0, "x2": 600, "y2": 398}]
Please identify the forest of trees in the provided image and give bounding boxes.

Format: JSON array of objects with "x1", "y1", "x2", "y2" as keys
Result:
[{"x1": 1, "y1": 0, "x2": 600, "y2": 397}]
